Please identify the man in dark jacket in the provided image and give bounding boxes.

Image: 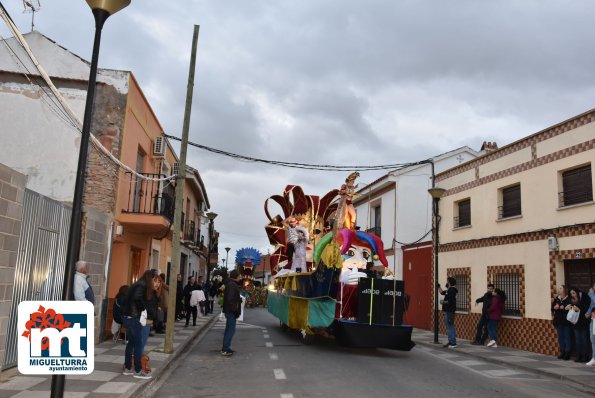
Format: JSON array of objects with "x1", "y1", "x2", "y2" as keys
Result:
[
  {"x1": 438, "y1": 277, "x2": 458, "y2": 348},
  {"x1": 472, "y1": 284, "x2": 494, "y2": 345},
  {"x1": 183, "y1": 276, "x2": 200, "y2": 327},
  {"x1": 221, "y1": 270, "x2": 242, "y2": 356}
]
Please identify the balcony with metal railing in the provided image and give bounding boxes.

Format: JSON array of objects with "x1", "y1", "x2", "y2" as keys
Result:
[{"x1": 119, "y1": 172, "x2": 175, "y2": 233}]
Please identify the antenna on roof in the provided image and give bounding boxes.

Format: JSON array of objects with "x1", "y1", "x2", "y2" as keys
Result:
[{"x1": 22, "y1": 1, "x2": 41, "y2": 32}]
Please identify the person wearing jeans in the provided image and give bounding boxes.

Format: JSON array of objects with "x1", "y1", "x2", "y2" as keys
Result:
[
  {"x1": 486, "y1": 289, "x2": 505, "y2": 347},
  {"x1": 123, "y1": 316, "x2": 144, "y2": 375},
  {"x1": 472, "y1": 284, "x2": 494, "y2": 345},
  {"x1": 569, "y1": 287, "x2": 591, "y2": 362},
  {"x1": 221, "y1": 270, "x2": 242, "y2": 356},
  {"x1": 121, "y1": 269, "x2": 155, "y2": 379},
  {"x1": 438, "y1": 277, "x2": 458, "y2": 348}
]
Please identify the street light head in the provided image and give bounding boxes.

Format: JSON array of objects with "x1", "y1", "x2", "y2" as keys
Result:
[
  {"x1": 86, "y1": 0, "x2": 131, "y2": 16},
  {"x1": 428, "y1": 187, "x2": 446, "y2": 199},
  {"x1": 85, "y1": 0, "x2": 131, "y2": 15},
  {"x1": 225, "y1": 247, "x2": 231, "y2": 253},
  {"x1": 206, "y1": 212, "x2": 218, "y2": 221}
]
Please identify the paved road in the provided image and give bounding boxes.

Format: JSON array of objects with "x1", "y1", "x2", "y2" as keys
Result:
[{"x1": 151, "y1": 307, "x2": 592, "y2": 398}]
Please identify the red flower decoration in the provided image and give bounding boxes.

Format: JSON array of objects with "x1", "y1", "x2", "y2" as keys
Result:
[{"x1": 22, "y1": 305, "x2": 72, "y2": 350}]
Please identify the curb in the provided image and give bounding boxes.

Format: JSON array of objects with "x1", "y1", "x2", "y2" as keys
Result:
[
  {"x1": 415, "y1": 339, "x2": 595, "y2": 394},
  {"x1": 123, "y1": 314, "x2": 219, "y2": 398}
]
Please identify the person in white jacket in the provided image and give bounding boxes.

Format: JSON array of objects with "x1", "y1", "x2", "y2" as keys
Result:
[
  {"x1": 190, "y1": 288, "x2": 206, "y2": 316},
  {"x1": 73, "y1": 260, "x2": 95, "y2": 304}
]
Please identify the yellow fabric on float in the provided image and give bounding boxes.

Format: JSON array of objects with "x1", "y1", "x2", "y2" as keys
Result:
[
  {"x1": 288, "y1": 297, "x2": 309, "y2": 329},
  {"x1": 321, "y1": 241, "x2": 343, "y2": 269}
]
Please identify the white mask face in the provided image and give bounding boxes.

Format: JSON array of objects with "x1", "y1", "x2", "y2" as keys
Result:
[{"x1": 342, "y1": 245, "x2": 372, "y2": 270}]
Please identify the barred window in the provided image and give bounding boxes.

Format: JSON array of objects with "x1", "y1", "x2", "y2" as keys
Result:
[
  {"x1": 455, "y1": 199, "x2": 471, "y2": 228},
  {"x1": 453, "y1": 274, "x2": 469, "y2": 312},
  {"x1": 493, "y1": 272, "x2": 521, "y2": 316},
  {"x1": 499, "y1": 184, "x2": 521, "y2": 219},
  {"x1": 560, "y1": 164, "x2": 592, "y2": 207}
]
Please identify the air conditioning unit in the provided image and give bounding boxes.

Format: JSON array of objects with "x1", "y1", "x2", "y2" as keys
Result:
[
  {"x1": 173, "y1": 162, "x2": 180, "y2": 176},
  {"x1": 153, "y1": 136, "x2": 165, "y2": 158}
]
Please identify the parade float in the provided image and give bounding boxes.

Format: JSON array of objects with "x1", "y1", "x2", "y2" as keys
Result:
[
  {"x1": 234, "y1": 247, "x2": 268, "y2": 307},
  {"x1": 265, "y1": 174, "x2": 414, "y2": 350}
]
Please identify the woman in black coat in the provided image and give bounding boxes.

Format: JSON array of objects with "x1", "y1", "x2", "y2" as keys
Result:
[
  {"x1": 568, "y1": 287, "x2": 591, "y2": 362},
  {"x1": 551, "y1": 286, "x2": 572, "y2": 360},
  {"x1": 122, "y1": 269, "x2": 156, "y2": 378}
]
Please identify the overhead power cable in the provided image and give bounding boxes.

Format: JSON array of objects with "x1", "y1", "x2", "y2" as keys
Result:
[
  {"x1": 0, "y1": 6, "x2": 174, "y2": 183},
  {"x1": 164, "y1": 134, "x2": 431, "y2": 172}
]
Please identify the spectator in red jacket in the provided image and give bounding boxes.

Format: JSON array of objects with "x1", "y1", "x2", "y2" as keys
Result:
[{"x1": 487, "y1": 288, "x2": 506, "y2": 348}]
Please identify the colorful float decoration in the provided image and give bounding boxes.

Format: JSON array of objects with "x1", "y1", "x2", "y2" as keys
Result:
[
  {"x1": 265, "y1": 174, "x2": 414, "y2": 350},
  {"x1": 234, "y1": 247, "x2": 268, "y2": 307}
]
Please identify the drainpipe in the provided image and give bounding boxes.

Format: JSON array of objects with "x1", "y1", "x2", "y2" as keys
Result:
[{"x1": 98, "y1": 221, "x2": 115, "y2": 342}]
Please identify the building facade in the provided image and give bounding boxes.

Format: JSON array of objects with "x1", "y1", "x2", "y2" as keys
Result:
[
  {"x1": 435, "y1": 109, "x2": 595, "y2": 355},
  {"x1": 351, "y1": 148, "x2": 479, "y2": 329},
  {"x1": 0, "y1": 32, "x2": 218, "y2": 347}
]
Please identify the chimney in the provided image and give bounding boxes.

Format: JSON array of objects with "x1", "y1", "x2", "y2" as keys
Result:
[{"x1": 480, "y1": 141, "x2": 498, "y2": 153}]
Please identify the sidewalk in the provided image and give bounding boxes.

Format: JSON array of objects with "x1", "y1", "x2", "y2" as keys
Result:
[
  {"x1": 0, "y1": 314, "x2": 218, "y2": 398},
  {"x1": 413, "y1": 329, "x2": 595, "y2": 393}
]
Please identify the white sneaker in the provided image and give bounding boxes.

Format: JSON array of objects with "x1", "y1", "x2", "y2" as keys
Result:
[
  {"x1": 586, "y1": 359, "x2": 595, "y2": 366},
  {"x1": 487, "y1": 340, "x2": 496, "y2": 347},
  {"x1": 122, "y1": 368, "x2": 134, "y2": 376}
]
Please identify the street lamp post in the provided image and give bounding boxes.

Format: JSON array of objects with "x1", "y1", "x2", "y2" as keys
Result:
[
  {"x1": 205, "y1": 212, "x2": 218, "y2": 313},
  {"x1": 225, "y1": 247, "x2": 231, "y2": 270},
  {"x1": 428, "y1": 186, "x2": 446, "y2": 344},
  {"x1": 51, "y1": 1, "x2": 130, "y2": 397}
]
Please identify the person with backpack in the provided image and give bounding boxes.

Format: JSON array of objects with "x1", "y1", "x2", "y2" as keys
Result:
[{"x1": 111, "y1": 285, "x2": 128, "y2": 339}]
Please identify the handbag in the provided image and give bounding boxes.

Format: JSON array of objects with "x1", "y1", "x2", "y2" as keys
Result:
[
  {"x1": 566, "y1": 308, "x2": 580, "y2": 325},
  {"x1": 140, "y1": 309, "x2": 147, "y2": 326}
]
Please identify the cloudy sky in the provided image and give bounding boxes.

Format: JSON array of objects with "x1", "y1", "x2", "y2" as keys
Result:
[{"x1": 2, "y1": 0, "x2": 595, "y2": 264}]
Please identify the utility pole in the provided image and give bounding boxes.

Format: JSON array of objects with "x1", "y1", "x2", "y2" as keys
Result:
[{"x1": 164, "y1": 25, "x2": 200, "y2": 353}]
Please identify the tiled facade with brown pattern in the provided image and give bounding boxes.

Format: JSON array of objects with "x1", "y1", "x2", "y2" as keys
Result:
[
  {"x1": 436, "y1": 109, "x2": 595, "y2": 183},
  {"x1": 431, "y1": 108, "x2": 595, "y2": 357}
]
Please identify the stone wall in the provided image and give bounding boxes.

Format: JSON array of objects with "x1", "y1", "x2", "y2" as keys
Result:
[
  {"x1": 81, "y1": 207, "x2": 112, "y2": 343},
  {"x1": 0, "y1": 164, "x2": 25, "y2": 368},
  {"x1": 83, "y1": 82, "x2": 127, "y2": 216}
]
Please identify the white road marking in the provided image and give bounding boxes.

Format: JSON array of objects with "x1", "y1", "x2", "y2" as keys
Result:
[
  {"x1": 280, "y1": 394, "x2": 294, "y2": 398},
  {"x1": 266, "y1": 342, "x2": 274, "y2": 348},
  {"x1": 269, "y1": 352, "x2": 278, "y2": 360},
  {"x1": 418, "y1": 347, "x2": 548, "y2": 380},
  {"x1": 264, "y1": 334, "x2": 270, "y2": 339},
  {"x1": 274, "y1": 368, "x2": 287, "y2": 380}
]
